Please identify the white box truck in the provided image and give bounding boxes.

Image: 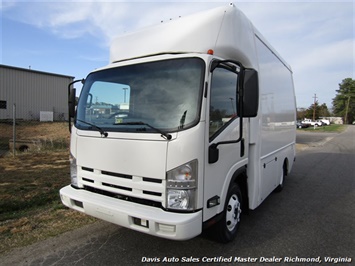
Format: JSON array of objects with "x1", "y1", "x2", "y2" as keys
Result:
[{"x1": 60, "y1": 3, "x2": 296, "y2": 243}]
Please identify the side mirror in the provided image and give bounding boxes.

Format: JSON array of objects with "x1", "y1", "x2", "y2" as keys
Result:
[
  {"x1": 87, "y1": 93, "x2": 93, "y2": 108},
  {"x1": 69, "y1": 88, "x2": 76, "y2": 118},
  {"x1": 242, "y1": 69, "x2": 259, "y2": 117}
]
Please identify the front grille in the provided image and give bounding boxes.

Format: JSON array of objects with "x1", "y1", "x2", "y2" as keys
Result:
[
  {"x1": 102, "y1": 170, "x2": 132, "y2": 179},
  {"x1": 83, "y1": 185, "x2": 163, "y2": 208},
  {"x1": 79, "y1": 166, "x2": 165, "y2": 208},
  {"x1": 102, "y1": 182, "x2": 132, "y2": 191}
]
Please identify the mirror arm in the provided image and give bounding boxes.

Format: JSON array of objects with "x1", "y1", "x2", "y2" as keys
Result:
[
  {"x1": 68, "y1": 79, "x2": 85, "y2": 133},
  {"x1": 68, "y1": 79, "x2": 84, "y2": 99},
  {"x1": 209, "y1": 65, "x2": 246, "y2": 164},
  {"x1": 210, "y1": 59, "x2": 243, "y2": 73},
  {"x1": 209, "y1": 106, "x2": 245, "y2": 163},
  {"x1": 214, "y1": 67, "x2": 245, "y2": 148},
  {"x1": 208, "y1": 122, "x2": 244, "y2": 164}
]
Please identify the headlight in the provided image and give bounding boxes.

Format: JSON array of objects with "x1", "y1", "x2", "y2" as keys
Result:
[
  {"x1": 166, "y1": 160, "x2": 197, "y2": 211},
  {"x1": 69, "y1": 153, "x2": 78, "y2": 188}
]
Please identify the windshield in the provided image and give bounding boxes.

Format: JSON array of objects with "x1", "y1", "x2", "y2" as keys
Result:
[{"x1": 76, "y1": 58, "x2": 205, "y2": 133}]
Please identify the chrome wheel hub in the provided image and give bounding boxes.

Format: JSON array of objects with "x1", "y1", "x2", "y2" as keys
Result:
[{"x1": 226, "y1": 194, "x2": 241, "y2": 231}]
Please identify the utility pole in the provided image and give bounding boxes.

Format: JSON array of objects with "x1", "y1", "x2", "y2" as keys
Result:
[
  {"x1": 123, "y1": 88, "x2": 128, "y2": 103},
  {"x1": 312, "y1": 93, "x2": 318, "y2": 121},
  {"x1": 344, "y1": 95, "x2": 351, "y2": 124},
  {"x1": 229, "y1": 97, "x2": 235, "y2": 114}
]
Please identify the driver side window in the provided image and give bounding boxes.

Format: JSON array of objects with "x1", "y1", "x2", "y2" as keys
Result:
[{"x1": 209, "y1": 67, "x2": 238, "y2": 139}]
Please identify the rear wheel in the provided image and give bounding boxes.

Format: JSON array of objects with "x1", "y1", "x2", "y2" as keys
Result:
[
  {"x1": 211, "y1": 183, "x2": 243, "y2": 243},
  {"x1": 275, "y1": 161, "x2": 287, "y2": 192}
]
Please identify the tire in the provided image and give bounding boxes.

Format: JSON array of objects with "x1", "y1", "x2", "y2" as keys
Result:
[
  {"x1": 275, "y1": 162, "x2": 287, "y2": 193},
  {"x1": 210, "y1": 183, "x2": 243, "y2": 243}
]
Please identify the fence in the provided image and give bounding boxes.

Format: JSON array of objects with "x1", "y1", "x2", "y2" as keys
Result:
[{"x1": 0, "y1": 104, "x2": 70, "y2": 157}]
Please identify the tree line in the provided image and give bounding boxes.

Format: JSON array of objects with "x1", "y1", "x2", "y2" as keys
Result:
[{"x1": 297, "y1": 78, "x2": 355, "y2": 124}]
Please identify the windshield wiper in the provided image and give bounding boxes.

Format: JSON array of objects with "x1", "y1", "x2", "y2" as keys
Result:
[
  {"x1": 76, "y1": 119, "x2": 108, "y2": 138},
  {"x1": 179, "y1": 110, "x2": 187, "y2": 129},
  {"x1": 115, "y1": 121, "x2": 172, "y2": 140}
]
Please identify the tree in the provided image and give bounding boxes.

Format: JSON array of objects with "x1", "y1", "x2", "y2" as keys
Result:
[
  {"x1": 319, "y1": 103, "x2": 331, "y2": 118},
  {"x1": 296, "y1": 107, "x2": 307, "y2": 121},
  {"x1": 300, "y1": 102, "x2": 330, "y2": 120},
  {"x1": 332, "y1": 78, "x2": 355, "y2": 124}
]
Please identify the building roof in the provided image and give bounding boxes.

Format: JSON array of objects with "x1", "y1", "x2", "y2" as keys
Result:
[{"x1": 0, "y1": 64, "x2": 74, "y2": 79}]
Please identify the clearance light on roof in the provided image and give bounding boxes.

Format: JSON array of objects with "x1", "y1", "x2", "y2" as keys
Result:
[{"x1": 207, "y1": 49, "x2": 214, "y2": 55}]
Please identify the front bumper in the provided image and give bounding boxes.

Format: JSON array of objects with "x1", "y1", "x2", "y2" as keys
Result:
[{"x1": 60, "y1": 185, "x2": 202, "y2": 240}]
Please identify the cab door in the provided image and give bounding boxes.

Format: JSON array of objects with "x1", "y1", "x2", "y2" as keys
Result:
[{"x1": 203, "y1": 65, "x2": 246, "y2": 222}]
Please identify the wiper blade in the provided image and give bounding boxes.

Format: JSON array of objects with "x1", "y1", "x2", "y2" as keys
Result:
[
  {"x1": 76, "y1": 119, "x2": 108, "y2": 138},
  {"x1": 115, "y1": 121, "x2": 172, "y2": 140},
  {"x1": 179, "y1": 110, "x2": 187, "y2": 129}
]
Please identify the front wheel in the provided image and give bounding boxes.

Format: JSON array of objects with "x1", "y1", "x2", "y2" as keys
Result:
[{"x1": 210, "y1": 183, "x2": 243, "y2": 243}]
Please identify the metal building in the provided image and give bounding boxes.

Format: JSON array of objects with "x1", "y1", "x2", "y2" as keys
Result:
[{"x1": 0, "y1": 64, "x2": 74, "y2": 121}]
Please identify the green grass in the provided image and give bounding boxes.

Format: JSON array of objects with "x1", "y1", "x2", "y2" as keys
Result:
[{"x1": 298, "y1": 124, "x2": 347, "y2": 133}]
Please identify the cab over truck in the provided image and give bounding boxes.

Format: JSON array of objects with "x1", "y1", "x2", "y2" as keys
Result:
[{"x1": 60, "y1": 3, "x2": 296, "y2": 243}]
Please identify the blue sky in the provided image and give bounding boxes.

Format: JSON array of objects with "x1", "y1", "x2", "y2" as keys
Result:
[{"x1": 1, "y1": 0, "x2": 354, "y2": 109}]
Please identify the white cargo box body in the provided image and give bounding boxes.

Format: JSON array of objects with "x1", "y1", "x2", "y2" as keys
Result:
[
  {"x1": 61, "y1": 3, "x2": 296, "y2": 241},
  {"x1": 111, "y1": 4, "x2": 259, "y2": 67},
  {"x1": 110, "y1": 4, "x2": 290, "y2": 69}
]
